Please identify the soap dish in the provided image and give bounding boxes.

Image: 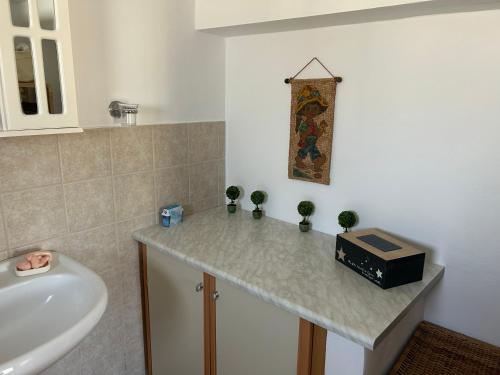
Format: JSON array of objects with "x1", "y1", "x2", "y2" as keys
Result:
[
  {"x1": 15, "y1": 251, "x2": 54, "y2": 277},
  {"x1": 15, "y1": 262, "x2": 51, "y2": 277}
]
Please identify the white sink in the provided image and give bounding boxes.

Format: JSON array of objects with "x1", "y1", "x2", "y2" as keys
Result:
[{"x1": 0, "y1": 253, "x2": 108, "y2": 375}]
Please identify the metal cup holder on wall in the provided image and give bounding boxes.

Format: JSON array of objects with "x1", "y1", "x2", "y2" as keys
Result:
[{"x1": 108, "y1": 100, "x2": 139, "y2": 126}]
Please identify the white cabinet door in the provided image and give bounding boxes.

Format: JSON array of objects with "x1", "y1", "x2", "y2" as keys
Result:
[
  {"x1": 216, "y1": 278, "x2": 299, "y2": 375},
  {"x1": 0, "y1": 0, "x2": 79, "y2": 134},
  {"x1": 148, "y1": 247, "x2": 204, "y2": 375}
]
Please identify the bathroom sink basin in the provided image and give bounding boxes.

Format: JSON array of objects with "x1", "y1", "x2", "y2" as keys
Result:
[{"x1": 0, "y1": 253, "x2": 107, "y2": 374}]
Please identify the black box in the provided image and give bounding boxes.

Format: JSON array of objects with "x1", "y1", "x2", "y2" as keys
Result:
[{"x1": 335, "y1": 229, "x2": 425, "y2": 289}]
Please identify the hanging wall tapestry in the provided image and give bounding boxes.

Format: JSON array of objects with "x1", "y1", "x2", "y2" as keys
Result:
[{"x1": 288, "y1": 77, "x2": 337, "y2": 185}]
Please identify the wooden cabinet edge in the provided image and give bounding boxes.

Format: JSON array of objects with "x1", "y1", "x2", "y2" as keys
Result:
[
  {"x1": 297, "y1": 318, "x2": 327, "y2": 375},
  {"x1": 138, "y1": 242, "x2": 152, "y2": 375},
  {"x1": 204, "y1": 273, "x2": 217, "y2": 375},
  {"x1": 311, "y1": 322, "x2": 327, "y2": 375}
]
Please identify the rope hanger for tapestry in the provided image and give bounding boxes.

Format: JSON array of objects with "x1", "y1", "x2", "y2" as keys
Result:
[{"x1": 284, "y1": 57, "x2": 342, "y2": 84}]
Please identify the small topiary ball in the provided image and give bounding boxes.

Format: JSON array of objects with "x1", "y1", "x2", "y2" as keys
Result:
[
  {"x1": 225, "y1": 186, "x2": 240, "y2": 202},
  {"x1": 250, "y1": 191, "x2": 265, "y2": 207},
  {"x1": 297, "y1": 201, "x2": 314, "y2": 218},
  {"x1": 338, "y1": 211, "x2": 357, "y2": 232}
]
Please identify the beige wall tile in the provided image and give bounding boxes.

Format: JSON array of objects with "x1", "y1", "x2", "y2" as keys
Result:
[
  {"x1": 64, "y1": 177, "x2": 115, "y2": 232},
  {"x1": 1, "y1": 122, "x2": 224, "y2": 375},
  {"x1": 116, "y1": 214, "x2": 154, "y2": 272},
  {"x1": 122, "y1": 272, "x2": 144, "y2": 374},
  {"x1": 64, "y1": 225, "x2": 117, "y2": 275},
  {"x1": 0, "y1": 135, "x2": 61, "y2": 192},
  {"x1": 189, "y1": 160, "x2": 219, "y2": 202},
  {"x1": 40, "y1": 346, "x2": 82, "y2": 375},
  {"x1": 218, "y1": 159, "x2": 226, "y2": 205},
  {"x1": 2, "y1": 185, "x2": 67, "y2": 248},
  {"x1": 124, "y1": 345, "x2": 145, "y2": 375},
  {"x1": 111, "y1": 127, "x2": 153, "y2": 175},
  {"x1": 188, "y1": 122, "x2": 220, "y2": 163},
  {"x1": 59, "y1": 129, "x2": 111, "y2": 183},
  {"x1": 101, "y1": 265, "x2": 125, "y2": 315},
  {"x1": 0, "y1": 212, "x2": 7, "y2": 251},
  {"x1": 122, "y1": 271, "x2": 142, "y2": 315},
  {"x1": 191, "y1": 195, "x2": 219, "y2": 213},
  {"x1": 114, "y1": 172, "x2": 155, "y2": 221},
  {"x1": 218, "y1": 159, "x2": 225, "y2": 196},
  {"x1": 0, "y1": 251, "x2": 8, "y2": 261},
  {"x1": 121, "y1": 270, "x2": 144, "y2": 374},
  {"x1": 219, "y1": 193, "x2": 227, "y2": 207},
  {"x1": 9, "y1": 235, "x2": 66, "y2": 258},
  {"x1": 153, "y1": 124, "x2": 188, "y2": 169},
  {"x1": 216, "y1": 121, "x2": 225, "y2": 158},
  {"x1": 12, "y1": 225, "x2": 117, "y2": 276},
  {"x1": 79, "y1": 267, "x2": 124, "y2": 373},
  {"x1": 156, "y1": 166, "x2": 189, "y2": 210},
  {"x1": 80, "y1": 309, "x2": 125, "y2": 375}
]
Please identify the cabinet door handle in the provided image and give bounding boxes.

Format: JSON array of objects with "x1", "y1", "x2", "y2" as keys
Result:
[
  {"x1": 212, "y1": 291, "x2": 220, "y2": 301},
  {"x1": 195, "y1": 282, "x2": 204, "y2": 292}
]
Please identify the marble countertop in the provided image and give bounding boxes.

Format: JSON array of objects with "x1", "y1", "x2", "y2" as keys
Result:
[{"x1": 133, "y1": 207, "x2": 444, "y2": 350}]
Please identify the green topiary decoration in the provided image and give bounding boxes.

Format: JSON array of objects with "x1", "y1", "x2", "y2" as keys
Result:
[
  {"x1": 225, "y1": 186, "x2": 240, "y2": 213},
  {"x1": 338, "y1": 211, "x2": 357, "y2": 232},
  {"x1": 250, "y1": 191, "x2": 265, "y2": 210},
  {"x1": 251, "y1": 190, "x2": 266, "y2": 219},
  {"x1": 297, "y1": 201, "x2": 315, "y2": 224},
  {"x1": 225, "y1": 186, "x2": 240, "y2": 204}
]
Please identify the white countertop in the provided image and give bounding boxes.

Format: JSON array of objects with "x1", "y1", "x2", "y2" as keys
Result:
[{"x1": 133, "y1": 207, "x2": 444, "y2": 350}]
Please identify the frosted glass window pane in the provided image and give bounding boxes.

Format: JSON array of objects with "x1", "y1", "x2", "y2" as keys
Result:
[
  {"x1": 42, "y1": 39, "x2": 63, "y2": 114},
  {"x1": 14, "y1": 37, "x2": 38, "y2": 115},
  {"x1": 38, "y1": 0, "x2": 56, "y2": 30},
  {"x1": 10, "y1": 0, "x2": 30, "y2": 27}
]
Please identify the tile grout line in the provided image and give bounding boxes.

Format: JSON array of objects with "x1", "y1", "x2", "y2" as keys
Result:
[
  {"x1": 153, "y1": 157, "x2": 223, "y2": 174},
  {"x1": 63, "y1": 175, "x2": 113, "y2": 187},
  {"x1": 109, "y1": 129, "x2": 119, "y2": 225},
  {"x1": 152, "y1": 125, "x2": 159, "y2": 224},
  {"x1": 218, "y1": 122, "x2": 222, "y2": 163},
  {"x1": 187, "y1": 123, "x2": 193, "y2": 206},
  {"x1": 0, "y1": 136, "x2": 211, "y2": 195},
  {"x1": 0, "y1": 181, "x2": 67, "y2": 196},
  {"x1": 56, "y1": 135, "x2": 71, "y2": 236},
  {"x1": 0, "y1": 194, "x2": 11, "y2": 251},
  {"x1": 115, "y1": 212, "x2": 156, "y2": 226},
  {"x1": 217, "y1": 122, "x2": 224, "y2": 205},
  {"x1": 0, "y1": 171, "x2": 142, "y2": 197},
  {"x1": 109, "y1": 129, "x2": 121, "y2": 255},
  {"x1": 9, "y1": 211, "x2": 157, "y2": 254},
  {"x1": 107, "y1": 130, "x2": 120, "y2": 258}
]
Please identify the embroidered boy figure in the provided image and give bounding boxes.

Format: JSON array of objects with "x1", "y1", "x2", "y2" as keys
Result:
[{"x1": 294, "y1": 85, "x2": 329, "y2": 178}]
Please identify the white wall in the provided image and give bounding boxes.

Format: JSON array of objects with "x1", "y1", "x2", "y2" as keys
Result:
[
  {"x1": 226, "y1": 8, "x2": 500, "y2": 347},
  {"x1": 69, "y1": 0, "x2": 225, "y2": 127},
  {"x1": 195, "y1": 0, "x2": 431, "y2": 29}
]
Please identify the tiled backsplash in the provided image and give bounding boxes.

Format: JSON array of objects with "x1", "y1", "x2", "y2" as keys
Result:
[{"x1": 0, "y1": 122, "x2": 225, "y2": 374}]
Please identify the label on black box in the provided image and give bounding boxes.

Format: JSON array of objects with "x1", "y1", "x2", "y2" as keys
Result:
[{"x1": 336, "y1": 237, "x2": 386, "y2": 288}]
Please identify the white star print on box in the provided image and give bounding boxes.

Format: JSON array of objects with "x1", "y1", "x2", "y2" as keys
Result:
[
  {"x1": 337, "y1": 248, "x2": 346, "y2": 261},
  {"x1": 376, "y1": 269, "x2": 383, "y2": 278}
]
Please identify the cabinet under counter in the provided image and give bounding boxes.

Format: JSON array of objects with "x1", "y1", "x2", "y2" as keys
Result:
[{"x1": 134, "y1": 207, "x2": 444, "y2": 375}]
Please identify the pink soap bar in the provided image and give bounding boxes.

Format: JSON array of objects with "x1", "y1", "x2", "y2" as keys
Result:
[
  {"x1": 16, "y1": 251, "x2": 53, "y2": 271},
  {"x1": 16, "y1": 260, "x2": 32, "y2": 271}
]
